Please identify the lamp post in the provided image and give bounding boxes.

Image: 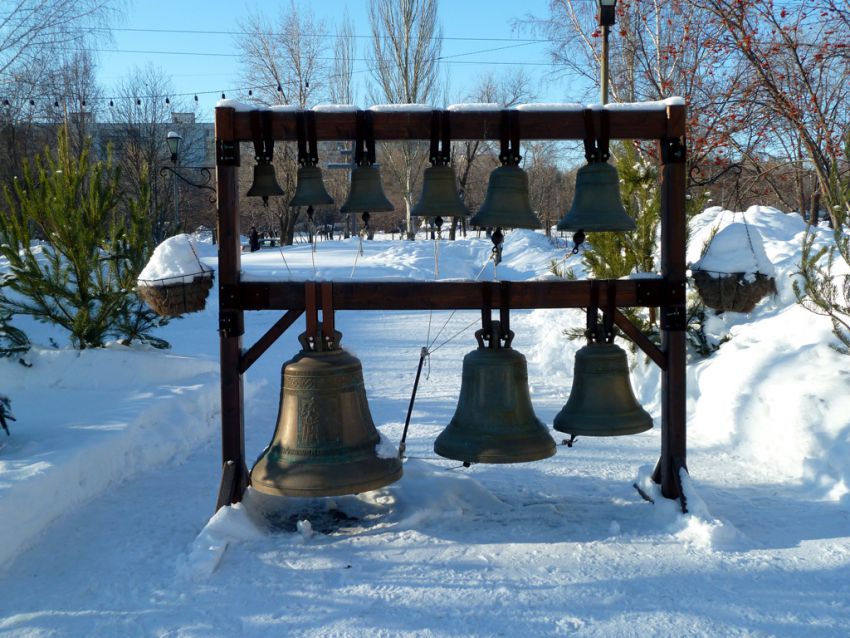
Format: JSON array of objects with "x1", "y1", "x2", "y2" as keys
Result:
[
  {"x1": 599, "y1": 0, "x2": 617, "y2": 106},
  {"x1": 160, "y1": 130, "x2": 217, "y2": 240},
  {"x1": 166, "y1": 131, "x2": 182, "y2": 229}
]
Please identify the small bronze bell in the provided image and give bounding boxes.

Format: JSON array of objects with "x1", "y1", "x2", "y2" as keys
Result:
[
  {"x1": 412, "y1": 165, "x2": 470, "y2": 218},
  {"x1": 340, "y1": 165, "x2": 394, "y2": 213},
  {"x1": 557, "y1": 161, "x2": 635, "y2": 232},
  {"x1": 290, "y1": 165, "x2": 334, "y2": 207},
  {"x1": 554, "y1": 342, "x2": 652, "y2": 437},
  {"x1": 470, "y1": 165, "x2": 540, "y2": 230},
  {"x1": 246, "y1": 161, "x2": 285, "y2": 206},
  {"x1": 434, "y1": 323, "x2": 556, "y2": 464},
  {"x1": 250, "y1": 331, "x2": 403, "y2": 497}
]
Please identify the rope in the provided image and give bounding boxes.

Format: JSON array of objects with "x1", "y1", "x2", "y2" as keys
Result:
[
  {"x1": 186, "y1": 233, "x2": 207, "y2": 272},
  {"x1": 425, "y1": 253, "x2": 494, "y2": 352},
  {"x1": 397, "y1": 250, "x2": 496, "y2": 455},
  {"x1": 309, "y1": 223, "x2": 317, "y2": 275},
  {"x1": 276, "y1": 245, "x2": 292, "y2": 276},
  {"x1": 427, "y1": 317, "x2": 482, "y2": 354},
  {"x1": 350, "y1": 236, "x2": 363, "y2": 278}
]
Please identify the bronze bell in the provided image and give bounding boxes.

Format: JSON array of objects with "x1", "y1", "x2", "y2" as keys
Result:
[
  {"x1": 247, "y1": 161, "x2": 285, "y2": 205},
  {"x1": 470, "y1": 165, "x2": 540, "y2": 229},
  {"x1": 411, "y1": 165, "x2": 470, "y2": 218},
  {"x1": 340, "y1": 165, "x2": 394, "y2": 213},
  {"x1": 250, "y1": 331, "x2": 403, "y2": 497},
  {"x1": 557, "y1": 161, "x2": 635, "y2": 232},
  {"x1": 290, "y1": 165, "x2": 334, "y2": 207},
  {"x1": 553, "y1": 342, "x2": 652, "y2": 437},
  {"x1": 434, "y1": 324, "x2": 556, "y2": 464}
]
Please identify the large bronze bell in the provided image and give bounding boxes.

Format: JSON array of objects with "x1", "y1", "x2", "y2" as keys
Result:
[
  {"x1": 250, "y1": 331, "x2": 402, "y2": 497},
  {"x1": 553, "y1": 342, "x2": 652, "y2": 437},
  {"x1": 246, "y1": 161, "x2": 286, "y2": 204},
  {"x1": 557, "y1": 161, "x2": 635, "y2": 232},
  {"x1": 470, "y1": 165, "x2": 540, "y2": 229},
  {"x1": 412, "y1": 165, "x2": 470, "y2": 218},
  {"x1": 434, "y1": 324, "x2": 555, "y2": 464},
  {"x1": 340, "y1": 165, "x2": 394, "y2": 213},
  {"x1": 290, "y1": 165, "x2": 334, "y2": 207}
]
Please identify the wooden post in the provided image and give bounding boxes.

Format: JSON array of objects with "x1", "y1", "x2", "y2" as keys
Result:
[
  {"x1": 656, "y1": 105, "x2": 688, "y2": 506},
  {"x1": 215, "y1": 107, "x2": 248, "y2": 510},
  {"x1": 208, "y1": 105, "x2": 691, "y2": 511}
]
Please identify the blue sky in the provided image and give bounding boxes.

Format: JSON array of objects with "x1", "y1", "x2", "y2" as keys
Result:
[{"x1": 95, "y1": 0, "x2": 582, "y2": 121}]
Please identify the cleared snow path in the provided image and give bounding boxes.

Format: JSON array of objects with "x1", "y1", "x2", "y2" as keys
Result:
[{"x1": 2, "y1": 222, "x2": 849, "y2": 637}]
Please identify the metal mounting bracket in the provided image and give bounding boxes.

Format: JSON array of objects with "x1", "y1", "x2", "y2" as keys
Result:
[
  {"x1": 216, "y1": 139, "x2": 240, "y2": 166},
  {"x1": 661, "y1": 137, "x2": 686, "y2": 164}
]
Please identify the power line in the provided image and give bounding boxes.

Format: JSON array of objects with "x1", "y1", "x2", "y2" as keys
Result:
[{"x1": 99, "y1": 26, "x2": 552, "y2": 43}]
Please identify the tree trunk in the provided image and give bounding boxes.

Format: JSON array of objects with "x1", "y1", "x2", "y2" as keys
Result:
[{"x1": 809, "y1": 191, "x2": 821, "y2": 226}]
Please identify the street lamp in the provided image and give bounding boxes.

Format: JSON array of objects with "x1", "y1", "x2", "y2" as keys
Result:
[
  {"x1": 166, "y1": 131, "x2": 182, "y2": 228},
  {"x1": 166, "y1": 130, "x2": 181, "y2": 164},
  {"x1": 599, "y1": 0, "x2": 617, "y2": 106},
  {"x1": 159, "y1": 130, "x2": 217, "y2": 239}
]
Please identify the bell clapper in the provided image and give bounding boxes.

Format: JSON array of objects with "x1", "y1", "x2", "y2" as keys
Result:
[
  {"x1": 358, "y1": 211, "x2": 370, "y2": 256},
  {"x1": 562, "y1": 435, "x2": 578, "y2": 447},
  {"x1": 571, "y1": 229, "x2": 585, "y2": 255},
  {"x1": 434, "y1": 216, "x2": 443, "y2": 240},
  {"x1": 491, "y1": 227, "x2": 504, "y2": 267},
  {"x1": 432, "y1": 216, "x2": 444, "y2": 278}
]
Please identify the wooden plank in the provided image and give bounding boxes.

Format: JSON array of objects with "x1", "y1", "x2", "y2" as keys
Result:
[
  {"x1": 217, "y1": 107, "x2": 683, "y2": 143},
  {"x1": 225, "y1": 279, "x2": 678, "y2": 311},
  {"x1": 658, "y1": 133, "x2": 688, "y2": 500},
  {"x1": 239, "y1": 309, "x2": 303, "y2": 374},
  {"x1": 215, "y1": 106, "x2": 247, "y2": 506},
  {"x1": 613, "y1": 309, "x2": 666, "y2": 370}
]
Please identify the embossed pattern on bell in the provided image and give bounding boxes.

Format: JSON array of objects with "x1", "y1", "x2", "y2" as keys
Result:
[
  {"x1": 250, "y1": 336, "x2": 402, "y2": 497},
  {"x1": 434, "y1": 345, "x2": 555, "y2": 464},
  {"x1": 553, "y1": 342, "x2": 652, "y2": 437}
]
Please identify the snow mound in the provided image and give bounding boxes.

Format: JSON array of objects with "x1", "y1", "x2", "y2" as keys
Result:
[
  {"x1": 692, "y1": 222, "x2": 774, "y2": 276},
  {"x1": 138, "y1": 233, "x2": 214, "y2": 284}
]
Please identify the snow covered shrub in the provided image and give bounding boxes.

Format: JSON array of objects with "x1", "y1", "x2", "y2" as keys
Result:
[{"x1": 0, "y1": 129, "x2": 168, "y2": 349}]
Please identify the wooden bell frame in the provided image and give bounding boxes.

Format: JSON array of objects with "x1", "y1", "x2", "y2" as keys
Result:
[{"x1": 214, "y1": 105, "x2": 688, "y2": 512}]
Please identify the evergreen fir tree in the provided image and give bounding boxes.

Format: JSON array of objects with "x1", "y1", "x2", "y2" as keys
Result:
[
  {"x1": 794, "y1": 130, "x2": 850, "y2": 355},
  {"x1": 0, "y1": 129, "x2": 168, "y2": 349}
]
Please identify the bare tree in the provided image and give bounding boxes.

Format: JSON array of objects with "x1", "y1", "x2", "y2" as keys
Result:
[
  {"x1": 521, "y1": 0, "x2": 750, "y2": 194},
  {"x1": 0, "y1": 0, "x2": 113, "y2": 183},
  {"x1": 695, "y1": 0, "x2": 850, "y2": 226},
  {"x1": 0, "y1": 0, "x2": 115, "y2": 78},
  {"x1": 330, "y1": 9, "x2": 356, "y2": 105},
  {"x1": 235, "y1": 2, "x2": 331, "y2": 244},
  {"x1": 450, "y1": 69, "x2": 536, "y2": 239},
  {"x1": 368, "y1": 0, "x2": 443, "y2": 239},
  {"x1": 107, "y1": 64, "x2": 203, "y2": 241}
]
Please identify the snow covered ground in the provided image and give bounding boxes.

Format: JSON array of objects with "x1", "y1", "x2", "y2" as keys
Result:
[{"x1": 1, "y1": 207, "x2": 849, "y2": 637}]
